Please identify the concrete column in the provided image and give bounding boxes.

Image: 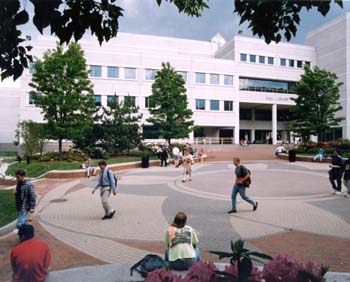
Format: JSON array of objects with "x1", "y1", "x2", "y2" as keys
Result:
[
  {"x1": 189, "y1": 131, "x2": 194, "y2": 143},
  {"x1": 272, "y1": 104, "x2": 277, "y2": 145},
  {"x1": 234, "y1": 101, "x2": 240, "y2": 144},
  {"x1": 250, "y1": 129, "x2": 255, "y2": 143},
  {"x1": 251, "y1": 109, "x2": 255, "y2": 121}
]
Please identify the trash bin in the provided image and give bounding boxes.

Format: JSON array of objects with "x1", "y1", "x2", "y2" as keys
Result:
[
  {"x1": 141, "y1": 155, "x2": 149, "y2": 168},
  {"x1": 288, "y1": 150, "x2": 296, "y2": 162}
]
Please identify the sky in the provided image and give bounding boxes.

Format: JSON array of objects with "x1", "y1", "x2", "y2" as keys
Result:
[{"x1": 19, "y1": 0, "x2": 350, "y2": 45}]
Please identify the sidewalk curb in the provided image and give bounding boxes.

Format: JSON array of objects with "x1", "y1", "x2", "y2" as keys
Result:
[{"x1": 0, "y1": 219, "x2": 16, "y2": 237}]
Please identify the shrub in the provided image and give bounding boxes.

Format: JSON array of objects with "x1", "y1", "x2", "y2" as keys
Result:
[
  {"x1": 38, "y1": 150, "x2": 86, "y2": 162},
  {"x1": 184, "y1": 261, "x2": 218, "y2": 282},
  {"x1": 224, "y1": 263, "x2": 263, "y2": 282},
  {"x1": 145, "y1": 269, "x2": 182, "y2": 282},
  {"x1": 262, "y1": 255, "x2": 302, "y2": 282}
]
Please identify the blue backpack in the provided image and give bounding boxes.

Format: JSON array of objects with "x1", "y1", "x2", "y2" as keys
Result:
[{"x1": 130, "y1": 254, "x2": 168, "y2": 277}]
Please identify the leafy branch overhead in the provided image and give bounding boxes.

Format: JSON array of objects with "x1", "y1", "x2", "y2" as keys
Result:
[
  {"x1": 234, "y1": 0, "x2": 343, "y2": 43},
  {"x1": 0, "y1": 0, "x2": 344, "y2": 80}
]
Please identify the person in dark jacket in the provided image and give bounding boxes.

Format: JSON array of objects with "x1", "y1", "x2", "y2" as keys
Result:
[
  {"x1": 329, "y1": 151, "x2": 344, "y2": 194},
  {"x1": 160, "y1": 147, "x2": 168, "y2": 167},
  {"x1": 14, "y1": 169, "x2": 36, "y2": 230},
  {"x1": 343, "y1": 153, "x2": 350, "y2": 198}
]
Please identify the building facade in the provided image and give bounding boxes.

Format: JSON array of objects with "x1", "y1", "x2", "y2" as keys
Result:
[{"x1": 0, "y1": 13, "x2": 349, "y2": 149}]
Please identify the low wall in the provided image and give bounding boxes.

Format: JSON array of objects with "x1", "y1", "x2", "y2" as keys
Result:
[
  {"x1": 41, "y1": 160, "x2": 161, "y2": 179},
  {"x1": 278, "y1": 153, "x2": 332, "y2": 163}
]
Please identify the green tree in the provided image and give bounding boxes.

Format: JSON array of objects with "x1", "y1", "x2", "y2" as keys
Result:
[
  {"x1": 147, "y1": 62, "x2": 194, "y2": 144},
  {"x1": 291, "y1": 65, "x2": 344, "y2": 142},
  {"x1": 234, "y1": 0, "x2": 343, "y2": 43},
  {"x1": 1, "y1": 0, "x2": 343, "y2": 81},
  {"x1": 15, "y1": 120, "x2": 46, "y2": 163},
  {"x1": 101, "y1": 95, "x2": 143, "y2": 156},
  {"x1": 29, "y1": 43, "x2": 96, "y2": 160}
]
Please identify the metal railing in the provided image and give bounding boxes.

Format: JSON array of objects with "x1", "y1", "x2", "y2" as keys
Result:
[{"x1": 194, "y1": 137, "x2": 234, "y2": 145}]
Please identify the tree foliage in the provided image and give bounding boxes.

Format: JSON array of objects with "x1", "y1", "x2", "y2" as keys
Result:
[
  {"x1": 100, "y1": 95, "x2": 143, "y2": 156},
  {"x1": 291, "y1": 65, "x2": 344, "y2": 141},
  {"x1": 29, "y1": 42, "x2": 96, "y2": 160},
  {"x1": 147, "y1": 62, "x2": 194, "y2": 144},
  {"x1": 15, "y1": 120, "x2": 46, "y2": 163},
  {"x1": 234, "y1": 0, "x2": 343, "y2": 44},
  {"x1": 0, "y1": 0, "x2": 208, "y2": 81}
]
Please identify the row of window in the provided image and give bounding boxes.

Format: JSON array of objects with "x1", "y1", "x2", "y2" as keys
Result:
[
  {"x1": 239, "y1": 77, "x2": 297, "y2": 94},
  {"x1": 240, "y1": 109, "x2": 295, "y2": 121},
  {"x1": 240, "y1": 54, "x2": 274, "y2": 65},
  {"x1": 195, "y1": 99, "x2": 233, "y2": 111},
  {"x1": 240, "y1": 53, "x2": 310, "y2": 68},
  {"x1": 89, "y1": 65, "x2": 234, "y2": 86},
  {"x1": 29, "y1": 93, "x2": 234, "y2": 112}
]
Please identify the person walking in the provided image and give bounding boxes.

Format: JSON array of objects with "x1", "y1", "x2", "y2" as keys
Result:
[
  {"x1": 182, "y1": 150, "x2": 193, "y2": 182},
  {"x1": 227, "y1": 158, "x2": 258, "y2": 214},
  {"x1": 164, "y1": 212, "x2": 200, "y2": 270},
  {"x1": 172, "y1": 145, "x2": 180, "y2": 167},
  {"x1": 11, "y1": 224, "x2": 51, "y2": 282},
  {"x1": 160, "y1": 147, "x2": 168, "y2": 167},
  {"x1": 329, "y1": 151, "x2": 344, "y2": 194},
  {"x1": 14, "y1": 169, "x2": 36, "y2": 231},
  {"x1": 92, "y1": 160, "x2": 117, "y2": 220},
  {"x1": 343, "y1": 153, "x2": 350, "y2": 198}
]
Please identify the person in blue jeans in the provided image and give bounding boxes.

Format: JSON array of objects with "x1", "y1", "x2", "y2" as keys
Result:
[
  {"x1": 164, "y1": 212, "x2": 200, "y2": 270},
  {"x1": 227, "y1": 158, "x2": 258, "y2": 214},
  {"x1": 14, "y1": 169, "x2": 36, "y2": 230}
]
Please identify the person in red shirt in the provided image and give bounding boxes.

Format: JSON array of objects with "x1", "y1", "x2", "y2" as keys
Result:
[{"x1": 11, "y1": 224, "x2": 51, "y2": 282}]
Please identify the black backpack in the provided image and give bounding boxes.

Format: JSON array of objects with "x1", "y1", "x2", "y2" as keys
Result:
[
  {"x1": 106, "y1": 169, "x2": 118, "y2": 187},
  {"x1": 130, "y1": 254, "x2": 168, "y2": 277},
  {"x1": 240, "y1": 166, "x2": 252, "y2": 188}
]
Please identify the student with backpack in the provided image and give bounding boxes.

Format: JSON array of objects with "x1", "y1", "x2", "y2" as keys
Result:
[
  {"x1": 92, "y1": 160, "x2": 117, "y2": 220},
  {"x1": 227, "y1": 157, "x2": 258, "y2": 214}
]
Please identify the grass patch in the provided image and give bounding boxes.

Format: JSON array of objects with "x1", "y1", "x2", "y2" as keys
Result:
[
  {"x1": 0, "y1": 151, "x2": 17, "y2": 157},
  {"x1": 0, "y1": 190, "x2": 17, "y2": 227},
  {"x1": 6, "y1": 156, "x2": 156, "y2": 178}
]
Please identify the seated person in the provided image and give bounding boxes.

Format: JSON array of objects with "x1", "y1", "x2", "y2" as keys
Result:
[
  {"x1": 313, "y1": 147, "x2": 325, "y2": 162},
  {"x1": 275, "y1": 145, "x2": 286, "y2": 157},
  {"x1": 11, "y1": 224, "x2": 51, "y2": 282},
  {"x1": 85, "y1": 157, "x2": 96, "y2": 177},
  {"x1": 198, "y1": 148, "x2": 207, "y2": 163},
  {"x1": 164, "y1": 212, "x2": 200, "y2": 270}
]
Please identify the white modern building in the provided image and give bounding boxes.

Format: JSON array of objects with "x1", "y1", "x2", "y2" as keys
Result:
[{"x1": 0, "y1": 13, "x2": 349, "y2": 149}]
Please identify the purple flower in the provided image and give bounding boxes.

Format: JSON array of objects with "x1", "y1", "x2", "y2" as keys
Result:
[
  {"x1": 224, "y1": 263, "x2": 263, "y2": 282},
  {"x1": 145, "y1": 269, "x2": 183, "y2": 282},
  {"x1": 262, "y1": 255, "x2": 302, "y2": 282},
  {"x1": 184, "y1": 261, "x2": 218, "y2": 282}
]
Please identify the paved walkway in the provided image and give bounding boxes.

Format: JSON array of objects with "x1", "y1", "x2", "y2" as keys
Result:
[{"x1": 1, "y1": 147, "x2": 350, "y2": 280}]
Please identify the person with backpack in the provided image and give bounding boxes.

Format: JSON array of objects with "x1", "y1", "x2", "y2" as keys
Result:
[
  {"x1": 164, "y1": 212, "x2": 200, "y2": 270},
  {"x1": 227, "y1": 157, "x2": 258, "y2": 214},
  {"x1": 92, "y1": 160, "x2": 117, "y2": 220}
]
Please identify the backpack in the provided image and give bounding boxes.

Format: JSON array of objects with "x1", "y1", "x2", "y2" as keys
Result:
[
  {"x1": 106, "y1": 169, "x2": 118, "y2": 187},
  {"x1": 240, "y1": 166, "x2": 252, "y2": 188},
  {"x1": 130, "y1": 254, "x2": 168, "y2": 278}
]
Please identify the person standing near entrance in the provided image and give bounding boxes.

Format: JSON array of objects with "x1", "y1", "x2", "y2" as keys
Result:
[
  {"x1": 92, "y1": 161, "x2": 117, "y2": 220},
  {"x1": 14, "y1": 169, "x2": 36, "y2": 230},
  {"x1": 227, "y1": 158, "x2": 258, "y2": 214},
  {"x1": 182, "y1": 150, "x2": 193, "y2": 182},
  {"x1": 329, "y1": 151, "x2": 344, "y2": 194}
]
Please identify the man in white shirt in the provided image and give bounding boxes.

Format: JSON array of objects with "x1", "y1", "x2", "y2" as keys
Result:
[{"x1": 172, "y1": 146, "x2": 180, "y2": 167}]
